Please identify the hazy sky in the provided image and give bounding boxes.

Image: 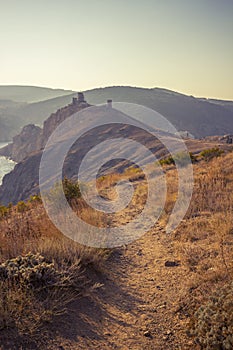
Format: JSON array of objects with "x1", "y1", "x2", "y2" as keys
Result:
[{"x1": 0, "y1": 0, "x2": 232, "y2": 99}]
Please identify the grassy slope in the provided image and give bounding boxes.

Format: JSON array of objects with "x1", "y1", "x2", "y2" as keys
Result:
[{"x1": 0, "y1": 150, "x2": 232, "y2": 349}]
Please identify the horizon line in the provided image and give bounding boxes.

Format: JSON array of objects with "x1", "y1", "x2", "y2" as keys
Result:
[{"x1": 0, "y1": 84, "x2": 232, "y2": 102}]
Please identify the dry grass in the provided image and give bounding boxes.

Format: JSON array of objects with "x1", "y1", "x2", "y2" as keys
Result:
[
  {"x1": 163, "y1": 152, "x2": 233, "y2": 347},
  {"x1": 1, "y1": 149, "x2": 233, "y2": 348},
  {"x1": 0, "y1": 195, "x2": 108, "y2": 345},
  {"x1": 93, "y1": 150, "x2": 233, "y2": 348}
]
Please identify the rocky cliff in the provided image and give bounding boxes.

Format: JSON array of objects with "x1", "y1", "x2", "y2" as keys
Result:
[
  {"x1": 0, "y1": 124, "x2": 42, "y2": 162},
  {"x1": 0, "y1": 93, "x2": 90, "y2": 163},
  {"x1": 41, "y1": 93, "x2": 90, "y2": 145},
  {"x1": 0, "y1": 93, "x2": 229, "y2": 205},
  {"x1": 0, "y1": 96, "x2": 169, "y2": 204},
  {"x1": 2, "y1": 86, "x2": 233, "y2": 142}
]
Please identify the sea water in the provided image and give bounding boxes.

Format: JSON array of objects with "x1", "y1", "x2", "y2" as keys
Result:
[{"x1": 0, "y1": 142, "x2": 16, "y2": 185}]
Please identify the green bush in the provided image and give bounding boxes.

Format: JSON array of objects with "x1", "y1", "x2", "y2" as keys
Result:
[
  {"x1": 0, "y1": 205, "x2": 9, "y2": 219},
  {"x1": 17, "y1": 201, "x2": 28, "y2": 213},
  {"x1": 190, "y1": 282, "x2": 233, "y2": 349},
  {"x1": 63, "y1": 177, "x2": 81, "y2": 202},
  {"x1": 159, "y1": 155, "x2": 174, "y2": 166},
  {"x1": 174, "y1": 151, "x2": 197, "y2": 166},
  {"x1": 45, "y1": 177, "x2": 82, "y2": 211},
  {"x1": 159, "y1": 152, "x2": 197, "y2": 167},
  {"x1": 200, "y1": 147, "x2": 224, "y2": 162},
  {"x1": 29, "y1": 194, "x2": 42, "y2": 204}
]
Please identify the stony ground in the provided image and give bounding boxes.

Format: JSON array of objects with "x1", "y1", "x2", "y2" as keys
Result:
[{"x1": 46, "y1": 223, "x2": 197, "y2": 350}]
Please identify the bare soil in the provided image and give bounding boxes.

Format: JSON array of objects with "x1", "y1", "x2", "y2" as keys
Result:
[{"x1": 45, "y1": 223, "x2": 196, "y2": 350}]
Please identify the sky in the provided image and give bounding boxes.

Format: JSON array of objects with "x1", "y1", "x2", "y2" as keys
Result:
[{"x1": 0, "y1": 0, "x2": 232, "y2": 99}]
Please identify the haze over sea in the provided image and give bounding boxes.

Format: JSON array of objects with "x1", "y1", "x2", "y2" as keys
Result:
[{"x1": 0, "y1": 143, "x2": 16, "y2": 185}]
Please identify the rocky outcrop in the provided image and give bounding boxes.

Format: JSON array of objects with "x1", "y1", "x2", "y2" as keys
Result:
[
  {"x1": 0, "y1": 99, "x2": 170, "y2": 204},
  {"x1": 0, "y1": 152, "x2": 42, "y2": 204},
  {"x1": 0, "y1": 93, "x2": 90, "y2": 163},
  {"x1": 204, "y1": 134, "x2": 233, "y2": 144},
  {"x1": 219, "y1": 135, "x2": 233, "y2": 144},
  {"x1": 0, "y1": 124, "x2": 42, "y2": 162},
  {"x1": 41, "y1": 92, "x2": 90, "y2": 145},
  {"x1": 2, "y1": 91, "x2": 229, "y2": 206},
  {"x1": 0, "y1": 93, "x2": 93, "y2": 203}
]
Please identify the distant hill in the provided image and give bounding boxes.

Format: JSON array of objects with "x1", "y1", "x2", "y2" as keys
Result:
[
  {"x1": 0, "y1": 86, "x2": 75, "y2": 141},
  {"x1": 83, "y1": 87, "x2": 233, "y2": 138},
  {"x1": 0, "y1": 118, "x2": 22, "y2": 142},
  {"x1": 0, "y1": 86, "x2": 74, "y2": 103},
  {"x1": 7, "y1": 93, "x2": 76, "y2": 126},
  {"x1": 200, "y1": 98, "x2": 233, "y2": 114},
  {"x1": 1, "y1": 98, "x2": 228, "y2": 205},
  {"x1": 1, "y1": 86, "x2": 233, "y2": 141}
]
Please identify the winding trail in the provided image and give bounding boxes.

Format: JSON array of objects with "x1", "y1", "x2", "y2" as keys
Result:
[{"x1": 48, "y1": 223, "x2": 196, "y2": 350}]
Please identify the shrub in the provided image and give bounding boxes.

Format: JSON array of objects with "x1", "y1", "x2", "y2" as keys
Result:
[
  {"x1": 190, "y1": 282, "x2": 233, "y2": 349},
  {"x1": 29, "y1": 194, "x2": 42, "y2": 204},
  {"x1": 63, "y1": 177, "x2": 82, "y2": 202},
  {"x1": 0, "y1": 253, "x2": 58, "y2": 289},
  {"x1": 174, "y1": 151, "x2": 197, "y2": 166},
  {"x1": 159, "y1": 152, "x2": 197, "y2": 167},
  {"x1": 200, "y1": 147, "x2": 224, "y2": 162},
  {"x1": 125, "y1": 165, "x2": 141, "y2": 174},
  {"x1": 159, "y1": 155, "x2": 174, "y2": 166},
  {"x1": 0, "y1": 252, "x2": 95, "y2": 334},
  {"x1": 44, "y1": 177, "x2": 82, "y2": 212},
  {"x1": 17, "y1": 201, "x2": 28, "y2": 213},
  {"x1": 0, "y1": 205, "x2": 9, "y2": 219}
]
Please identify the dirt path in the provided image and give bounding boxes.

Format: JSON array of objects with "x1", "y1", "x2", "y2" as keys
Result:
[{"x1": 47, "y1": 222, "x2": 196, "y2": 350}]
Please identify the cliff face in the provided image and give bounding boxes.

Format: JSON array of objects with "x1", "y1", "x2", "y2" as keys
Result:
[
  {"x1": 0, "y1": 120, "x2": 165, "y2": 205},
  {"x1": 0, "y1": 93, "x2": 93, "y2": 204},
  {"x1": 41, "y1": 94, "x2": 90, "y2": 146},
  {"x1": 0, "y1": 124, "x2": 42, "y2": 162},
  {"x1": 0, "y1": 93, "x2": 90, "y2": 163},
  {"x1": 0, "y1": 91, "x2": 228, "y2": 205},
  {"x1": 0, "y1": 152, "x2": 42, "y2": 204}
]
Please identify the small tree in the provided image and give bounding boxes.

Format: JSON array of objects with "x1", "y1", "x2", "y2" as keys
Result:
[{"x1": 63, "y1": 177, "x2": 81, "y2": 203}]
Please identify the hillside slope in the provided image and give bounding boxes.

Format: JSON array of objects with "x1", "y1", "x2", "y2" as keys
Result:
[
  {"x1": 0, "y1": 86, "x2": 74, "y2": 141},
  {"x1": 0, "y1": 152, "x2": 232, "y2": 349},
  {"x1": 84, "y1": 87, "x2": 233, "y2": 138},
  {"x1": 0, "y1": 85, "x2": 74, "y2": 103},
  {"x1": 1, "y1": 91, "x2": 233, "y2": 205},
  {"x1": 1, "y1": 86, "x2": 233, "y2": 142}
]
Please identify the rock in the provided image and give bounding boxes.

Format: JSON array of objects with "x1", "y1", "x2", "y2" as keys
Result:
[
  {"x1": 0, "y1": 124, "x2": 42, "y2": 162},
  {"x1": 162, "y1": 330, "x2": 173, "y2": 341},
  {"x1": 164, "y1": 260, "x2": 180, "y2": 267},
  {"x1": 163, "y1": 335, "x2": 169, "y2": 341},
  {"x1": 0, "y1": 94, "x2": 91, "y2": 204},
  {"x1": 0, "y1": 93, "x2": 90, "y2": 164},
  {"x1": 41, "y1": 92, "x2": 90, "y2": 144},
  {"x1": 144, "y1": 330, "x2": 152, "y2": 338},
  {"x1": 137, "y1": 249, "x2": 143, "y2": 256},
  {"x1": 104, "y1": 332, "x2": 111, "y2": 336},
  {"x1": 219, "y1": 134, "x2": 233, "y2": 144},
  {"x1": 157, "y1": 302, "x2": 167, "y2": 309}
]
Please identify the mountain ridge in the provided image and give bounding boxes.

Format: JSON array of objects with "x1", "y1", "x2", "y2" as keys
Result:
[
  {"x1": 0, "y1": 85, "x2": 74, "y2": 103},
  {"x1": 1, "y1": 86, "x2": 233, "y2": 142},
  {"x1": 1, "y1": 91, "x2": 232, "y2": 205}
]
